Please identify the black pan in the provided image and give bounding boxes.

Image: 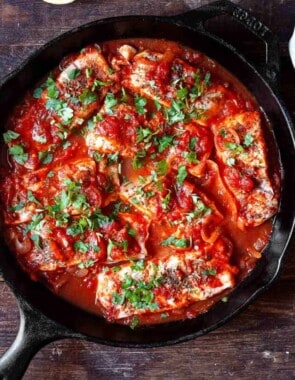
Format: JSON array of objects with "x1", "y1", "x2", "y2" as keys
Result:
[{"x1": 0, "y1": 1, "x2": 294, "y2": 379}]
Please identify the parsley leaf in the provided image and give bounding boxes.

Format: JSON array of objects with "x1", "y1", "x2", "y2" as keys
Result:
[
  {"x1": 224, "y1": 142, "x2": 244, "y2": 154},
  {"x1": 136, "y1": 126, "x2": 153, "y2": 144},
  {"x1": 156, "y1": 134, "x2": 175, "y2": 153},
  {"x1": 33, "y1": 87, "x2": 43, "y2": 99},
  {"x1": 134, "y1": 95, "x2": 147, "y2": 115},
  {"x1": 74, "y1": 241, "x2": 89, "y2": 253},
  {"x1": 243, "y1": 133, "x2": 254, "y2": 147},
  {"x1": 166, "y1": 100, "x2": 185, "y2": 124},
  {"x1": 9, "y1": 144, "x2": 28, "y2": 165},
  {"x1": 183, "y1": 151, "x2": 198, "y2": 164},
  {"x1": 3, "y1": 130, "x2": 20, "y2": 144},
  {"x1": 79, "y1": 89, "x2": 98, "y2": 105},
  {"x1": 130, "y1": 316, "x2": 139, "y2": 329},
  {"x1": 189, "y1": 137, "x2": 197, "y2": 151},
  {"x1": 112, "y1": 292, "x2": 125, "y2": 305},
  {"x1": 156, "y1": 159, "x2": 168, "y2": 176},
  {"x1": 104, "y1": 93, "x2": 117, "y2": 114},
  {"x1": 202, "y1": 268, "x2": 217, "y2": 276},
  {"x1": 45, "y1": 77, "x2": 59, "y2": 99},
  {"x1": 176, "y1": 165, "x2": 187, "y2": 184},
  {"x1": 38, "y1": 151, "x2": 53, "y2": 164},
  {"x1": 27, "y1": 190, "x2": 42, "y2": 206},
  {"x1": 30, "y1": 234, "x2": 42, "y2": 249},
  {"x1": 132, "y1": 150, "x2": 146, "y2": 170},
  {"x1": 127, "y1": 228, "x2": 136, "y2": 237},
  {"x1": 131, "y1": 260, "x2": 145, "y2": 271},
  {"x1": 77, "y1": 259, "x2": 95, "y2": 269},
  {"x1": 9, "y1": 203, "x2": 25, "y2": 212},
  {"x1": 161, "y1": 236, "x2": 188, "y2": 248},
  {"x1": 67, "y1": 68, "x2": 81, "y2": 80}
]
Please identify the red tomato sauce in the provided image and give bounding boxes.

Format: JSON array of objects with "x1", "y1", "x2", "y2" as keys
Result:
[{"x1": 0, "y1": 39, "x2": 280, "y2": 327}]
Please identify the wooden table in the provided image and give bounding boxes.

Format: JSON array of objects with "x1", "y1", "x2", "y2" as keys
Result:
[{"x1": 0, "y1": 0, "x2": 294, "y2": 378}]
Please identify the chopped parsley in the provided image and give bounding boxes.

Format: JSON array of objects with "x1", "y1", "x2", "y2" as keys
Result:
[
  {"x1": 134, "y1": 95, "x2": 147, "y2": 115},
  {"x1": 189, "y1": 137, "x2": 197, "y2": 151},
  {"x1": 127, "y1": 228, "x2": 136, "y2": 237},
  {"x1": 226, "y1": 157, "x2": 236, "y2": 166},
  {"x1": 67, "y1": 68, "x2": 81, "y2": 80},
  {"x1": 156, "y1": 134, "x2": 175, "y2": 153},
  {"x1": 183, "y1": 151, "x2": 198, "y2": 164},
  {"x1": 156, "y1": 159, "x2": 168, "y2": 176},
  {"x1": 33, "y1": 87, "x2": 43, "y2": 99},
  {"x1": 161, "y1": 236, "x2": 188, "y2": 248},
  {"x1": 243, "y1": 133, "x2": 254, "y2": 147},
  {"x1": 202, "y1": 268, "x2": 217, "y2": 276},
  {"x1": 33, "y1": 133, "x2": 47, "y2": 144},
  {"x1": 132, "y1": 150, "x2": 146, "y2": 170},
  {"x1": 85, "y1": 68, "x2": 93, "y2": 78},
  {"x1": 224, "y1": 142, "x2": 244, "y2": 154},
  {"x1": 203, "y1": 72, "x2": 211, "y2": 87},
  {"x1": 79, "y1": 89, "x2": 98, "y2": 105},
  {"x1": 107, "y1": 238, "x2": 128, "y2": 257},
  {"x1": 77, "y1": 259, "x2": 95, "y2": 269},
  {"x1": 93, "y1": 151, "x2": 104, "y2": 162},
  {"x1": 186, "y1": 194, "x2": 211, "y2": 221},
  {"x1": 165, "y1": 99, "x2": 186, "y2": 125},
  {"x1": 9, "y1": 203, "x2": 25, "y2": 212},
  {"x1": 74, "y1": 241, "x2": 89, "y2": 253},
  {"x1": 46, "y1": 98, "x2": 73, "y2": 125},
  {"x1": 45, "y1": 77, "x2": 59, "y2": 99},
  {"x1": 136, "y1": 126, "x2": 153, "y2": 144},
  {"x1": 38, "y1": 150, "x2": 53, "y2": 165},
  {"x1": 30, "y1": 233, "x2": 42, "y2": 249},
  {"x1": 161, "y1": 191, "x2": 171, "y2": 211},
  {"x1": 107, "y1": 152, "x2": 119, "y2": 165},
  {"x1": 104, "y1": 92, "x2": 117, "y2": 114},
  {"x1": 176, "y1": 165, "x2": 187, "y2": 185},
  {"x1": 112, "y1": 273, "x2": 161, "y2": 311},
  {"x1": 112, "y1": 292, "x2": 125, "y2": 305},
  {"x1": 24, "y1": 213, "x2": 44, "y2": 233},
  {"x1": 27, "y1": 190, "x2": 42, "y2": 206},
  {"x1": 131, "y1": 260, "x2": 145, "y2": 271},
  {"x1": 3, "y1": 130, "x2": 20, "y2": 144},
  {"x1": 130, "y1": 316, "x2": 139, "y2": 329},
  {"x1": 176, "y1": 87, "x2": 188, "y2": 100},
  {"x1": 154, "y1": 99, "x2": 161, "y2": 111},
  {"x1": 9, "y1": 144, "x2": 28, "y2": 165},
  {"x1": 92, "y1": 79, "x2": 110, "y2": 89}
]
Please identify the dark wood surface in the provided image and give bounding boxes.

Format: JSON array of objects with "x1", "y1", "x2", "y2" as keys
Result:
[{"x1": 0, "y1": 0, "x2": 294, "y2": 379}]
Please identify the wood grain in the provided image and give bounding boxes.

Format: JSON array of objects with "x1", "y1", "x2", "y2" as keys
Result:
[{"x1": 0, "y1": 0, "x2": 294, "y2": 379}]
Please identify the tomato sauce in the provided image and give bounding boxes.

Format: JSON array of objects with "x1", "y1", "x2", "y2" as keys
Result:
[{"x1": 0, "y1": 39, "x2": 280, "y2": 327}]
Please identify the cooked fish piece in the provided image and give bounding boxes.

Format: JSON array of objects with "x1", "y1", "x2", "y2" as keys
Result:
[
  {"x1": 85, "y1": 102, "x2": 142, "y2": 157},
  {"x1": 213, "y1": 111, "x2": 278, "y2": 228},
  {"x1": 96, "y1": 247, "x2": 236, "y2": 320},
  {"x1": 122, "y1": 49, "x2": 175, "y2": 107},
  {"x1": 2, "y1": 157, "x2": 119, "y2": 225},
  {"x1": 41, "y1": 45, "x2": 117, "y2": 128},
  {"x1": 5, "y1": 217, "x2": 107, "y2": 272}
]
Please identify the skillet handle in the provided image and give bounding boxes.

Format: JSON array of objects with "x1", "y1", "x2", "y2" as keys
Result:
[
  {"x1": 0, "y1": 298, "x2": 78, "y2": 380},
  {"x1": 171, "y1": 0, "x2": 280, "y2": 92}
]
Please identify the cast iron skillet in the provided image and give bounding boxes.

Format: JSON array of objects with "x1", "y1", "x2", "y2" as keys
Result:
[{"x1": 0, "y1": 1, "x2": 294, "y2": 379}]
